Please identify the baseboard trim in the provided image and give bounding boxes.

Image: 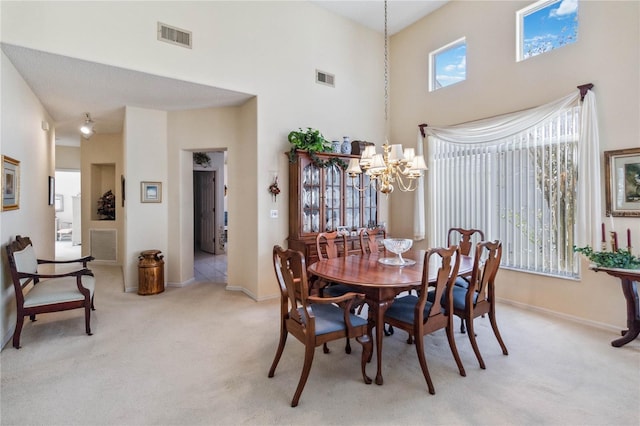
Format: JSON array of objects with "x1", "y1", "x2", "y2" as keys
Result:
[{"x1": 497, "y1": 297, "x2": 621, "y2": 333}]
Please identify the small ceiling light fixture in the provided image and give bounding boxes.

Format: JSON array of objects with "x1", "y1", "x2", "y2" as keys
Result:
[{"x1": 80, "y1": 113, "x2": 95, "y2": 139}]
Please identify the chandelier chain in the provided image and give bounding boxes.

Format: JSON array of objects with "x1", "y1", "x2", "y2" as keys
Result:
[{"x1": 384, "y1": 0, "x2": 388, "y2": 125}]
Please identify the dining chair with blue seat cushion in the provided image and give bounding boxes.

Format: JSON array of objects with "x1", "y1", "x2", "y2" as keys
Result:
[
  {"x1": 269, "y1": 245, "x2": 372, "y2": 407},
  {"x1": 316, "y1": 231, "x2": 362, "y2": 353},
  {"x1": 447, "y1": 227, "x2": 485, "y2": 331},
  {"x1": 381, "y1": 245, "x2": 465, "y2": 395},
  {"x1": 429, "y1": 240, "x2": 508, "y2": 369}
]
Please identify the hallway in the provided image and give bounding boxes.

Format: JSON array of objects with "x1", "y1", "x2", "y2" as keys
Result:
[{"x1": 194, "y1": 249, "x2": 227, "y2": 284}]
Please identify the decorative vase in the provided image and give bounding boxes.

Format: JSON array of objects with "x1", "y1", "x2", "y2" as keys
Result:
[
  {"x1": 332, "y1": 140, "x2": 341, "y2": 153},
  {"x1": 341, "y1": 136, "x2": 351, "y2": 154}
]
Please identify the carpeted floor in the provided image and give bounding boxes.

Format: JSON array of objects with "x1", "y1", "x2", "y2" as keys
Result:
[{"x1": 1, "y1": 264, "x2": 638, "y2": 425}]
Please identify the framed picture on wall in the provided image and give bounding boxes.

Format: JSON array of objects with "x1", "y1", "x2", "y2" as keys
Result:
[
  {"x1": 604, "y1": 147, "x2": 640, "y2": 217},
  {"x1": 48, "y1": 176, "x2": 55, "y2": 206},
  {"x1": 2, "y1": 155, "x2": 20, "y2": 211},
  {"x1": 141, "y1": 181, "x2": 162, "y2": 203}
]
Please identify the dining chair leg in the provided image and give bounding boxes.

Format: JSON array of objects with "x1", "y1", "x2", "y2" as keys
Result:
[
  {"x1": 356, "y1": 335, "x2": 373, "y2": 384},
  {"x1": 445, "y1": 324, "x2": 466, "y2": 377},
  {"x1": 268, "y1": 328, "x2": 288, "y2": 378},
  {"x1": 465, "y1": 316, "x2": 486, "y2": 369},
  {"x1": 413, "y1": 332, "x2": 435, "y2": 394},
  {"x1": 345, "y1": 338, "x2": 352, "y2": 354},
  {"x1": 323, "y1": 343, "x2": 330, "y2": 353},
  {"x1": 488, "y1": 310, "x2": 509, "y2": 355},
  {"x1": 291, "y1": 344, "x2": 316, "y2": 407}
]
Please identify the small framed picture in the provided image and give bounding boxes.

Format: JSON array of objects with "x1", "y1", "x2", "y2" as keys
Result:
[
  {"x1": 48, "y1": 176, "x2": 55, "y2": 206},
  {"x1": 141, "y1": 181, "x2": 162, "y2": 203},
  {"x1": 2, "y1": 155, "x2": 20, "y2": 211},
  {"x1": 604, "y1": 147, "x2": 640, "y2": 217}
]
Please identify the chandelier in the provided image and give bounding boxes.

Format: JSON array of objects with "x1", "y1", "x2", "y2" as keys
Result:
[
  {"x1": 345, "y1": 0, "x2": 427, "y2": 194},
  {"x1": 80, "y1": 113, "x2": 95, "y2": 140}
]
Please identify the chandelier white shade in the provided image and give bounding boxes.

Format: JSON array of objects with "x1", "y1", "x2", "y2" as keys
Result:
[{"x1": 346, "y1": 142, "x2": 427, "y2": 194}]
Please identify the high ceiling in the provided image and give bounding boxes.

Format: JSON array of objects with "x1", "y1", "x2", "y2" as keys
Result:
[{"x1": 2, "y1": 1, "x2": 447, "y2": 147}]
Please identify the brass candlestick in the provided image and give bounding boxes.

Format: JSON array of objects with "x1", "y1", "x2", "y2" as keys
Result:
[{"x1": 610, "y1": 231, "x2": 618, "y2": 252}]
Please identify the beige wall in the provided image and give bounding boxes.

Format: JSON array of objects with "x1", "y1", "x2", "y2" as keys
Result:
[
  {"x1": 55, "y1": 145, "x2": 80, "y2": 170},
  {"x1": 0, "y1": 1, "x2": 386, "y2": 302},
  {"x1": 0, "y1": 51, "x2": 55, "y2": 345},
  {"x1": 390, "y1": 1, "x2": 639, "y2": 329},
  {"x1": 81, "y1": 133, "x2": 124, "y2": 266}
]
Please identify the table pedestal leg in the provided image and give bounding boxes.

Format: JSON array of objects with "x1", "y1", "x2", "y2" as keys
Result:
[
  {"x1": 612, "y1": 278, "x2": 640, "y2": 347},
  {"x1": 369, "y1": 300, "x2": 392, "y2": 385}
]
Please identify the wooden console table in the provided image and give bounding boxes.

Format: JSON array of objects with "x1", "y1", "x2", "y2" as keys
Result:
[{"x1": 591, "y1": 266, "x2": 640, "y2": 347}]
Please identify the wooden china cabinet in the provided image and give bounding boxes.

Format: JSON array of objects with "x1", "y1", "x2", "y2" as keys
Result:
[{"x1": 287, "y1": 150, "x2": 379, "y2": 265}]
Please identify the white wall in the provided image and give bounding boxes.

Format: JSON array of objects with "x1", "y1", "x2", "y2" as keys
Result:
[
  {"x1": 0, "y1": 1, "x2": 386, "y2": 301},
  {"x1": 0, "y1": 51, "x2": 55, "y2": 346},
  {"x1": 123, "y1": 107, "x2": 169, "y2": 291},
  {"x1": 390, "y1": 1, "x2": 639, "y2": 329}
]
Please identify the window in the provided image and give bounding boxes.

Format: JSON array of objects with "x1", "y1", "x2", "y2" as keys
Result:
[
  {"x1": 430, "y1": 101, "x2": 582, "y2": 279},
  {"x1": 517, "y1": 0, "x2": 579, "y2": 61},
  {"x1": 429, "y1": 37, "x2": 466, "y2": 91}
]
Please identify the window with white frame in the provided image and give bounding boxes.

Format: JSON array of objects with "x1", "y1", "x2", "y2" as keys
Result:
[
  {"x1": 517, "y1": 0, "x2": 579, "y2": 61},
  {"x1": 429, "y1": 37, "x2": 466, "y2": 91},
  {"x1": 429, "y1": 102, "x2": 582, "y2": 279}
]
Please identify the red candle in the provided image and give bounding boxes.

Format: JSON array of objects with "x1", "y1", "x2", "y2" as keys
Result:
[
  {"x1": 612, "y1": 232, "x2": 618, "y2": 252},
  {"x1": 601, "y1": 223, "x2": 606, "y2": 243},
  {"x1": 628, "y1": 228, "x2": 632, "y2": 249}
]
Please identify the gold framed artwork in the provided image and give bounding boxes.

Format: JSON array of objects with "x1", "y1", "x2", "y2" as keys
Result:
[
  {"x1": 2, "y1": 155, "x2": 20, "y2": 211},
  {"x1": 141, "y1": 181, "x2": 162, "y2": 203},
  {"x1": 604, "y1": 147, "x2": 640, "y2": 217}
]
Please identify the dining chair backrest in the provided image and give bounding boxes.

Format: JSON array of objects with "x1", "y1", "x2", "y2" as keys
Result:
[
  {"x1": 359, "y1": 228, "x2": 386, "y2": 254},
  {"x1": 272, "y1": 246, "x2": 309, "y2": 322},
  {"x1": 316, "y1": 231, "x2": 347, "y2": 260},
  {"x1": 447, "y1": 228, "x2": 485, "y2": 256},
  {"x1": 419, "y1": 246, "x2": 461, "y2": 319},
  {"x1": 467, "y1": 240, "x2": 502, "y2": 307}
]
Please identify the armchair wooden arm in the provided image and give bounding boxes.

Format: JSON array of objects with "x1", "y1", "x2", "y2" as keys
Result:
[{"x1": 37, "y1": 256, "x2": 95, "y2": 268}]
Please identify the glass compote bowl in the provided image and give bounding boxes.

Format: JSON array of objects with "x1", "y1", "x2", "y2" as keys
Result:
[{"x1": 379, "y1": 238, "x2": 416, "y2": 266}]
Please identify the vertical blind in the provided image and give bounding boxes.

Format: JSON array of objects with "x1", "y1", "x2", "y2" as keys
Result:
[{"x1": 430, "y1": 104, "x2": 581, "y2": 278}]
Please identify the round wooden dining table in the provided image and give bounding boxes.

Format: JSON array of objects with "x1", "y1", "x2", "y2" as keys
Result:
[{"x1": 307, "y1": 249, "x2": 473, "y2": 385}]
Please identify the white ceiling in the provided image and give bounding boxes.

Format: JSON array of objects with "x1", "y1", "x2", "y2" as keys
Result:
[{"x1": 2, "y1": 1, "x2": 447, "y2": 147}]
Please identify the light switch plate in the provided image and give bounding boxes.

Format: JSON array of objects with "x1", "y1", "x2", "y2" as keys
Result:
[{"x1": 270, "y1": 209, "x2": 278, "y2": 218}]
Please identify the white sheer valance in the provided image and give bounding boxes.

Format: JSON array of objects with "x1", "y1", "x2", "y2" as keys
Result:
[
  {"x1": 425, "y1": 92, "x2": 580, "y2": 144},
  {"x1": 420, "y1": 89, "x2": 601, "y2": 251}
]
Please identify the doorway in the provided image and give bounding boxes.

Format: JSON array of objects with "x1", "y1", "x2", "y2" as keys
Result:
[
  {"x1": 192, "y1": 150, "x2": 227, "y2": 283},
  {"x1": 54, "y1": 170, "x2": 82, "y2": 260}
]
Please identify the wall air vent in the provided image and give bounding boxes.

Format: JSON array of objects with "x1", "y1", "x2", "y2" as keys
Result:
[
  {"x1": 158, "y1": 22, "x2": 192, "y2": 49},
  {"x1": 316, "y1": 70, "x2": 335, "y2": 87}
]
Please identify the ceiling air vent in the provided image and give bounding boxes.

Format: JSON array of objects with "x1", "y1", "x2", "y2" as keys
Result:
[
  {"x1": 316, "y1": 70, "x2": 335, "y2": 87},
  {"x1": 158, "y1": 22, "x2": 192, "y2": 49}
]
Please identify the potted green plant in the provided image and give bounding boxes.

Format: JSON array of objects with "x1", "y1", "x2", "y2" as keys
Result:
[{"x1": 287, "y1": 127, "x2": 347, "y2": 169}]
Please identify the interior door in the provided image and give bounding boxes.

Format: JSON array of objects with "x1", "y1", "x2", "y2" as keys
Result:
[{"x1": 194, "y1": 171, "x2": 216, "y2": 253}]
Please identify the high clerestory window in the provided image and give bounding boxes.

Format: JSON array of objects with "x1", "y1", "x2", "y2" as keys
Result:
[
  {"x1": 517, "y1": 0, "x2": 579, "y2": 61},
  {"x1": 429, "y1": 37, "x2": 466, "y2": 91}
]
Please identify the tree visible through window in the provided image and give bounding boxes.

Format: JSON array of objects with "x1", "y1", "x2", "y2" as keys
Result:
[
  {"x1": 517, "y1": 0, "x2": 579, "y2": 61},
  {"x1": 429, "y1": 37, "x2": 466, "y2": 91}
]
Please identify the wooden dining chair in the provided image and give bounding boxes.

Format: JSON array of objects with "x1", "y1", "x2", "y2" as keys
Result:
[
  {"x1": 381, "y1": 246, "x2": 466, "y2": 395},
  {"x1": 450, "y1": 240, "x2": 508, "y2": 369},
  {"x1": 359, "y1": 227, "x2": 386, "y2": 254},
  {"x1": 447, "y1": 227, "x2": 486, "y2": 332},
  {"x1": 316, "y1": 231, "x2": 360, "y2": 353},
  {"x1": 268, "y1": 246, "x2": 372, "y2": 407}
]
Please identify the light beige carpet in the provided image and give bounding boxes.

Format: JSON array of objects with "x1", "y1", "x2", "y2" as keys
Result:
[{"x1": 1, "y1": 264, "x2": 639, "y2": 425}]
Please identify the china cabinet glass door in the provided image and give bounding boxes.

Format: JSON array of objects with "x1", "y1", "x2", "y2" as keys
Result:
[
  {"x1": 302, "y1": 162, "x2": 321, "y2": 233},
  {"x1": 324, "y1": 164, "x2": 341, "y2": 232}
]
